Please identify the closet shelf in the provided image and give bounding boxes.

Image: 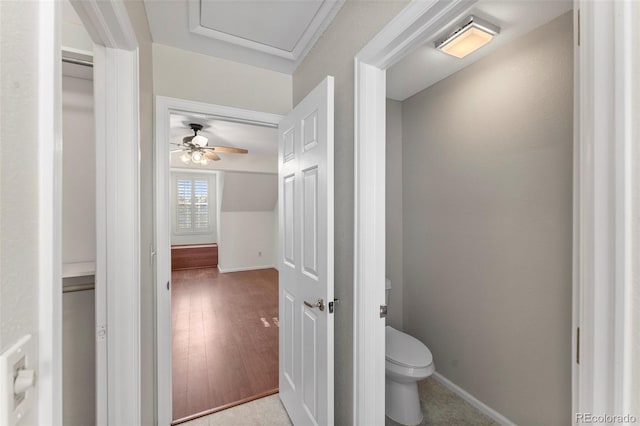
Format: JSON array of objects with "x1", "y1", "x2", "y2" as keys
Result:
[{"x1": 62, "y1": 262, "x2": 96, "y2": 278}]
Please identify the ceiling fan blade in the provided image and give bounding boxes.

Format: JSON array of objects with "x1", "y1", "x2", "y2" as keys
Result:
[
  {"x1": 205, "y1": 146, "x2": 249, "y2": 154},
  {"x1": 183, "y1": 135, "x2": 195, "y2": 144},
  {"x1": 204, "y1": 151, "x2": 221, "y2": 161},
  {"x1": 170, "y1": 149, "x2": 184, "y2": 153}
]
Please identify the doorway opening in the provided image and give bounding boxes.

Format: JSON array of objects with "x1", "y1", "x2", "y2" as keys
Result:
[
  {"x1": 154, "y1": 98, "x2": 284, "y2": 425},
  {"x1": 168, "y1": 111, "x2": 280, "y2": 423},
  {"x1": 354, "y1": 1, "x2": 580, "y2": 425},
  {"x1": 383, "y1": 6, "x2": 574, "y2": 425},
  {"x1": 60, "y1": 2, "x2": 97, "y2": 425}
]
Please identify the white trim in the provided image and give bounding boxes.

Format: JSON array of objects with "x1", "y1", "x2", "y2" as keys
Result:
[
  {"x1": 574, "y1": 0, "x2": 636, "y2": 419},
  {"x1": 170, "y1": 168, "x2": 222, "y2": 175},
  {"x1": 355, "y1": 0, "x2": 476, "y2": 69},
  {"x1": 187, "y1": 0, "x2": 344, "y2": 67},
  {"x1": 353, "y1": 58, "x2": 387, "y2": 426},
  {"x1": 170, "y1": 167, "x2": 278, "y2": 177},
  {"x1": 156, "y1": 96, "x2": 284, "y2": 128},
  {"x1": 93, "y1": 45, "x2": 108, "y2": 425},
  {"x1": 432, "y1": 373, "x2": 516, "y2": 426},
  {"x1": 94, "y1": 45, "x2": 141, "y2": 426},
  {"x1": 352, "y1": 2, "x2": 476, "y2": 424},
  {"x1": 38, "y1": 1, "x2": 63, "y2": 424},
  {"x1": 62, "y1": 262, "x2": 97, "y2": 279},
  {"x1": 217, "y1": 265, "x2": 277, "y2": 273},
  {"x1": 69, "y1": 0, "x2": 137, "y2": 50},
  {"x1": 155, "y1": 96, "x2": 283, "y2": 425}
]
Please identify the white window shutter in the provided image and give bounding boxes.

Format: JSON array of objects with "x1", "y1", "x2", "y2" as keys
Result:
[
  {"x1": 175, "y1": 177, "x2": 209, "y2": 234},
  {"x1": 193, "y1": 179, "x2": 209, "y2": 231}
]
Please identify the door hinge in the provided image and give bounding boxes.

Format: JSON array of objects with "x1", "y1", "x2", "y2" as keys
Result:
[
  {"x1": 150, "y1": 244, "x2": 156, "y2": 265},
  {"x1": 328, "y1": 298, "x2": 339, "y2": 313},
  {"x1": 96, "y1": 324, "x2": 107, "y2": 341},
  {"x1": 576, "y1": 327, "x2": 580, "y2": 364},
  {"x1": 380, "y1": 305, "x2": 388, "y2": 318}
]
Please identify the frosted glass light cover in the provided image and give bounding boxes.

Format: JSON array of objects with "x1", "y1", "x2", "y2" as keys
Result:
[{"x1": 440, "y1": 26, "x2": 494, "y2": 58}]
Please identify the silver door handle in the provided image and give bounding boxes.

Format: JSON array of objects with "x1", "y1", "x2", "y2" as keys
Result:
[{"x1": 304, "y1": 298, "x2": 325, "y2": 311}]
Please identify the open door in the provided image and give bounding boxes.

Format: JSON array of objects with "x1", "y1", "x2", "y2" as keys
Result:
[{"x1": 278, "y1": 76, "x2": 334, "y2": 425}]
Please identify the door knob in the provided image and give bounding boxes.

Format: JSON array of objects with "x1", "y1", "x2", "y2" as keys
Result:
[{"x1": 304, "y1": 298, "x2": 325, "y2": 311}]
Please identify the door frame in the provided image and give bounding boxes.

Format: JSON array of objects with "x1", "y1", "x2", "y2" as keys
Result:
[
  {"x1": 352, "y1": 0, "x2": 637, "y2": 424},
  {"x1": 38, "y1": 1, "x2": 63, "y2": 423},
  {"x1": 154, "y1": 96, "x2": 283, "y2": 425},
  {"x1": 42, "y1": 0, "x2": 141, "y2": 424}
]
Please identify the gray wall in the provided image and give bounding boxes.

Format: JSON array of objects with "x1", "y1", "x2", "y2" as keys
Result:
[
  {"x1": 293, "y1": 1, "x2": 409, "y2": 423},
  {"x1": 153, "y1": 43, "x2": 292, "y2": 115},
  {"x1": 386, "y1": 99, "x2": 404, "y2": 330},
  {"x1": 63, "y1": 289, "x2": 95, "y2": 426},
  {"x1": 62, "y1": 74, "x2": 95, "y2": 264},
  {"x1": 401, "y1": 13, "x2": 573, "y2": 425}
]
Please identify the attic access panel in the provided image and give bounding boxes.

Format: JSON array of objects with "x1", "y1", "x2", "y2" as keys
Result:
[{"x1": 199, "y1": 0, "x2": 324, "y2": 52}]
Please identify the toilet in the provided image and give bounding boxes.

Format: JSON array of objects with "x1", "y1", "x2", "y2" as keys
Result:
[{"x1": 385, "y1": 279, "x2": 435, "y2": 425}]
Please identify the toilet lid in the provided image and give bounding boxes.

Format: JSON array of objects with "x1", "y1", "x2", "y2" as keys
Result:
[{"x1": 385, "y1": 326, "x2": 433, "y2": 368}]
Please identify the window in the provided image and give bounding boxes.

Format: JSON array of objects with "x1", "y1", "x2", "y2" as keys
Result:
[{"x1": 176, "y1": 178, "x2": 209, "y2": 234}]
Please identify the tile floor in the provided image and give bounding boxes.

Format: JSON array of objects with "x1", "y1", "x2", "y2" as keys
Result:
[
  {"x1": 181, "y1": 394, "x2": 291, "y2": 426},
  {"x1": 182, "y1": 377, "x2": 497, "y2": 426}
]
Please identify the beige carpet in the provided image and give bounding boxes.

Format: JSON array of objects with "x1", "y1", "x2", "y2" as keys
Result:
[{"x1": 386, "y1": 377, "x2": 499, "y2": 426}]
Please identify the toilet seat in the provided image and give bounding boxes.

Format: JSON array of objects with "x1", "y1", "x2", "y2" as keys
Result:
[{"x1": 385, "y1": 326, "x2": 433, "y2": 368}]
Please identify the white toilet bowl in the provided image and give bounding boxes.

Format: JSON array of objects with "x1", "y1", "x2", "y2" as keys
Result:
[{"x1": 385, "y1": 326, "x2": 435, "y2": 425}]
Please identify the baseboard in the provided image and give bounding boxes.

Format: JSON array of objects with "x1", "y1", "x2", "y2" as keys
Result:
[
  {"x1": 217, "y1": 264, "x2": 276, "y2": 273},
  {"x1": 432, "y1": 372, "x2": 517, "y2": 426}
]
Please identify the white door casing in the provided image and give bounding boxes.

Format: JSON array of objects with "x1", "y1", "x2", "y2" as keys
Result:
[{"x1": 278, "y1": 76, "x2": 335, "y2": 425}]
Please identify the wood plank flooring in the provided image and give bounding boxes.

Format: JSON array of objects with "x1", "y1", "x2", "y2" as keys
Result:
[{"x1": 172, "y1": 267, "x2": 279, "y2": 423}]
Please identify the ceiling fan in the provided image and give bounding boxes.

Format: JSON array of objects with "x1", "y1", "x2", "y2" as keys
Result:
[{"x1": 171, "y1": 123, "x2": 249, "y2": 165}]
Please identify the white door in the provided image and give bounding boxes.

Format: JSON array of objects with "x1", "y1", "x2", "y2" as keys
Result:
[{"x1": 278, "y1": 76, "x2": 334, "y2": 425}]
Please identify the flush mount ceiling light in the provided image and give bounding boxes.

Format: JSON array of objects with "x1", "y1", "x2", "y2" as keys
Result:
[{"x1": 435, "y1": 15, "x2": 500, "y2": 59}]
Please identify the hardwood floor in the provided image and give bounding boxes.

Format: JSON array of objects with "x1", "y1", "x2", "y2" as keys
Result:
[{"x1": 172, "y1": 267, "x2": 279, "y2": 423}]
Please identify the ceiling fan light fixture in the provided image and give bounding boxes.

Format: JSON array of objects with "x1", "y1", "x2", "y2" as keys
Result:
[
  {"x1": 435, "y1": 15, "x2": 500, "y2": 58},
  {"x1": 180, "y1": 152, "x2": 190, "y2": 163},
  {"x1": 192, "y1": 134, "x2": 208, "y2": 147},
  {"x1": 191, "y1": 151, "x2": 204, "y2": 162}
]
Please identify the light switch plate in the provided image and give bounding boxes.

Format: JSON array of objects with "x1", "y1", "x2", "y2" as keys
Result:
[{"x1": 0, "y1": 335, "x2": 35, "y2": 425}]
